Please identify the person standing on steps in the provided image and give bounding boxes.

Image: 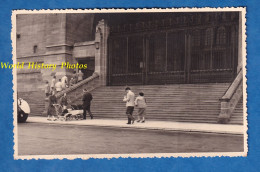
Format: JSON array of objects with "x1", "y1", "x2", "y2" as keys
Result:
[
  {"x1": 50, "y1": 76, "x2": 56, "y2": 91},
  {"x1": 82, "y1": 89, "x2": 93, "y2": 120},
  {"x1": 72, "y1": 71, "x2": 78, "y2": 84},
  {"x1": 78, "y1": 70, "x2": 83, "y2": 82},
  {"x1": 69, "y1": 77, "x2": 74, "y2": 87},
  {"x1": 61, "y1": 75, "x2": 68, "y2": 89},
  {"x1": 55, "y1": 79, "x2": 63, "y2": 92},
  {"x1": 123, "y1": 87, "x2": 135, "y2": 124}
]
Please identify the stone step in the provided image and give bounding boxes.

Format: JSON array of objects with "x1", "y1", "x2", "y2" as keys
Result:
[
  {"x1": 21, "y1": 82, "x2": 244, "y2": 125},
  {"x1": 91, "y1": 108, "x2": 221, "y2": 111},
  {"x1": 68, "y1": 83, "x2": 235, "y2": 124},
  {"x1": 18, "y1": 91, "x2": 46, "y2": 116},
  {"x1": 81, "y1": 83, "x2": 230, "y2": 124},
  {"x1": 230, "y1": 98, "x2": 243, "y2": 124}
]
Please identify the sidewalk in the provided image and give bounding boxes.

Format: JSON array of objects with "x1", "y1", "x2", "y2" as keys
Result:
[{"x1": 26, "y1": 116, "x2": 244, "y2": 135}]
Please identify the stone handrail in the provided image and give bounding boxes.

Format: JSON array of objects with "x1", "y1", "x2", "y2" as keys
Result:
[
  {"x1": 218, "y1": 69, "x2": 243, "y2": 123},
  {"x1": 43, "y1": 73, "x2": 100, "y2": 116},
  {"x1": 56, "y1": 72, "x2": 99, "y2": 99}
]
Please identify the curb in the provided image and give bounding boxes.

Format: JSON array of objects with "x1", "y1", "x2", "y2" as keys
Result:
[{"x1": 25, "y1": 118, "x2": 244, "y2": 135}]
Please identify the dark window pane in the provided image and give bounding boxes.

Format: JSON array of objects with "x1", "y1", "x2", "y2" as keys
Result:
[
  {"x1": 128, "y1": 36, "x2": 143, "y2": 73},
  {"x1": 110, "y1": 37, "x2": 127, "y2": 74},
  {"x1": 148, "y1": 33, "x2": 166, "y2": 72},
  {"x1": 167, "y1": 31, "x2": 185, "y2": 71}
]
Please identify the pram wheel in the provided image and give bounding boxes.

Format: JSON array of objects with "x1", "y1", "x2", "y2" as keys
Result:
[{"x1": 76, "y1": 114, "x2": 82, "y2": 120}]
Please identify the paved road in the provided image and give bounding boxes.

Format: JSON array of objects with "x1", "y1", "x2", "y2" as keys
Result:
[{"x1": 18, "y1": 123, "x2": 244, "y2": 155}]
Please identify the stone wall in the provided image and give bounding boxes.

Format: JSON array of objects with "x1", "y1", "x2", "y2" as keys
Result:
[
  {"x1": 16, "y1": 14, "x2": 96, "y2": 93},
  {"x1": 16, "y1": 14, "x2": 47, "y2": 92},
  {"x1": 16, "y1": 14, "x2": 68, "y2": 92},
  {"x1": 66, "y1": 14, "x2": 94, "y2": 45},
  {"x1": 73, "y1": 41, "x2": 95, "y2": 59},
  {"x1": 16, "y1": 14, "x2": 47, "y2": 57}
]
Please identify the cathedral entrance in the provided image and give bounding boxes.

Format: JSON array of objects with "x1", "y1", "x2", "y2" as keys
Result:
[
  {"x1": 108, "y1": 31, "x2": 186, "y2": 86},
  {"x1": 107, "y1": 12, "x2": 238, "y2": 86}
]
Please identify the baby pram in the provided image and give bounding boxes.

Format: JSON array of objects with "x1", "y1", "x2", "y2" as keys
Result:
[
  {"x1": 68, "y1": 104, "x2": 84, "y2": 120},
  {"x1": 53, "y1": 104, "x2": 84, "y2": 121}
]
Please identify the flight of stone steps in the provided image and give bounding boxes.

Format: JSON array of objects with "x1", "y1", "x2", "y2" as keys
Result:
[
  {"x1": 17, "y1": 83, "x2": 244, "y2": 125},
  {"x1": 74, "y1": 83, "x2": 243, "y2": 124},
  {"x1": 18, "y1": 91, "x2": 46, "y2": 116},
  {"x1": 230, "y1": 98, "x2": 244, "y2": 125}
]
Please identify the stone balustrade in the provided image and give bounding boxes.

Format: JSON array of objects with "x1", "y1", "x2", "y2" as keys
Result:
[
  {"x1": 43, "y1": 73, "x2": 100, "y2": 116},
  {"x1": 218, "y1": 70, "x2": 243, "y2": 123}
]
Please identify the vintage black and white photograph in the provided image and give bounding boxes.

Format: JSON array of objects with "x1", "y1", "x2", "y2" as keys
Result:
[{"x1": 12, "y1": 8, "x2": 247, "y2": 159}]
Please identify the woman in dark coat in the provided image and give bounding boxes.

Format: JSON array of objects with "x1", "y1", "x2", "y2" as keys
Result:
[{"x1": 47, "y1": 91, "x2": 57, "y2": 121}]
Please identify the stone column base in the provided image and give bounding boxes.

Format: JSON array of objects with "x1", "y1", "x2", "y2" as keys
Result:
[{"x1": 217, "y1": 113, "x2": 231, "y2": 124}]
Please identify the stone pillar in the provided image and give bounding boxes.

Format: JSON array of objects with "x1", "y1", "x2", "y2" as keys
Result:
[
  {"x1": 94, "y1": 19, "x2": 110, "y2": 86},
  {"x1": 237, "y1": 12, "x2": 243, "y2": 72},
  {"x1": 42, "y1": 14, "x2": 74, "y2": 83},
  {"x1": 218, "y1": 100, "x2": 231, "y2": 124},
  {"x1": 42, "y1": 14, "x2": 73, "y2": 116}
]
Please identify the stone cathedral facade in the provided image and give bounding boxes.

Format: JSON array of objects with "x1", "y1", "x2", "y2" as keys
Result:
[{"x1": 16, "y1": 12, "x2": 242, "y2": 96}]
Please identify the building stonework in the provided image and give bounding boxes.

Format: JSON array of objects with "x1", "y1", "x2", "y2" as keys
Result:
[
  {"x1": 16, "y1": 13, "x2": 99, "y2": 93},
  {"x1": 16, "y1": 12, "x2": 242, "y2": 92}
]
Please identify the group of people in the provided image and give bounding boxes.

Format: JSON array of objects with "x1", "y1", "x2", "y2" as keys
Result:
[
  {"x1": 47, "y1": 92, "x2": 69, "y2": 121},
  {"x1": 123, "y1": 87, "x2": 147, "y2": 124},
  {"x1": 47, "y1": 88, "x2": 93, "y2": 121},
  {"x1": 70, "y1": 70, "x2": 84, "y2": 86},
  {"x1": 46, "y1": 79, "x2": 146, "y2": 124},
  {"x1": 44, "y1": 70, "x2": 84, "y2": 97}
]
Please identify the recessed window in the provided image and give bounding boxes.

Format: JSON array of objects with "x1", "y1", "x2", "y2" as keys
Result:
[
  {"x1": 192, "y1": 30, "x2": 201, "y2": 47},
  {"x1": 33, "y1": 45, "x2": 38, "y2": 53},
  {"x1": 205, "y1": 28, "x2": 213, "y2": 46},
  {"x1": 17, "y1": 34, "x2": 20, "y2": 39},
  {"x1": 216, "y1": 27, "x2": 226, "y2": 45}
]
